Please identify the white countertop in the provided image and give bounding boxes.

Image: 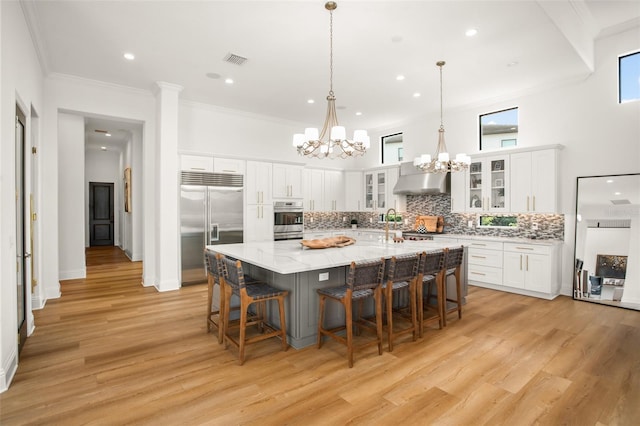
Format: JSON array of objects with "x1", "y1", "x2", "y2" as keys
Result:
[{"x1": 207, "y1": 238, "x2": 462, "y2": 275}]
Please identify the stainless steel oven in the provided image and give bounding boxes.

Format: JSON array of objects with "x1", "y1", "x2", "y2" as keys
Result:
[{"x1": 274, "y1": 201, "x2": 304, "y2": 240}]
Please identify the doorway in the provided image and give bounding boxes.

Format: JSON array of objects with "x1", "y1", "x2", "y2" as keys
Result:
[
  {"x1": 16, "y1": 106, "x2": 28, "y2": 352},
  {"x1": 89, "y1": 182, "x2": 115, "y2": 246}
]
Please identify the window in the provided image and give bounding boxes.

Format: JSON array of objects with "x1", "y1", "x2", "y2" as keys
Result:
[
  {"x1": 479, "y1": 107, "x2": 518, "y2": 151},
  {"x1": 478, "y1": 215, "x2": 517, "y2": 227},
  {"x1": 381, "y1": 133, "x2": 403, "y2": 164},
  {"x1": 619, "y1": 51, "x2": 640, "y2": 103}
]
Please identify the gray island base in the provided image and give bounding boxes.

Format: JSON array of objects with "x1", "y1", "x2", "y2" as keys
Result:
[{"x1": 208, "y1": 238, "x2": 466, "y2": 349}]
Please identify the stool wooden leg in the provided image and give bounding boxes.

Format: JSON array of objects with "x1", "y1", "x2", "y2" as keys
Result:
[
  {"x1": 345, "y1": 298, "x2": 354, "y2": 368},
  {"x1": 417, "y1": 278, "x2": 424, "y2": 338},
  {"x1": 207, "y1": 276, "x2": 214, "y2": 332},
  {"x1": 374, "y1": 287, "x2": 383, "y2": 356},
  {"x1": 222, "y1": 284, "x2": 232, "y2": 347},
  {"x1": 238, "y1": 296, "x2": 250, "y2": 365},
  {"x1": 317, "y1": 295, "x2": 326, "y2": 349},
  {"x1": 386, "y1": 285, "x2": 394, "y2": 352},
  {"x1": 278, "y1": 296, "x2": 288, "y2": 352},
  {"x1": 410, "y1": 278, "x2": 417, "y2": 341},
  {"x1": 440, "y1": 273, "x2": 448, "y2": 328},
  {"x1": 455, "y1": 268, "x2": 462, "y2": 319}
]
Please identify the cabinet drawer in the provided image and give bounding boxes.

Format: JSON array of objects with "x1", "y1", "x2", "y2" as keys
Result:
[
  {"x1": 213, "y1": 157, "x2": 245, "y2": 174},
  {"x1": 468, "y1": 264, "x2": 503, "y2": 285},
  {"x1": 468, "y1": 247, "x2": 503, "y2": 268},
  {"x1": 181, "y1": 155, "x2": 214, "y2": 172},
  {"x1": 458, "y1": 239, "x2": 503, "y2": 251},
  {"x1": 503, "y1": 242, "x2": 551, "y2": 255}
]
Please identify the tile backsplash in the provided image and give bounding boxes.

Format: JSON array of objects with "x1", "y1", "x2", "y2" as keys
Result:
[{"x1": 304, "y1": 193, "x2": 564, "y2": 240}]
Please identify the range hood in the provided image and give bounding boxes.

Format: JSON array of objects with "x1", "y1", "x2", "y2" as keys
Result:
[{"x1": 393, "y1": 161, "x2": 450, "y2": 195}]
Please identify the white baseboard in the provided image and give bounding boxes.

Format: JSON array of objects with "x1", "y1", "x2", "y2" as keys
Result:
[
  {"x1": 155, "y1": 279, "x2": 180, "y2": 292},
  {"x1": 0, "y1": 347, "x2": 18, "y2": 393},
  {"x1": 59, "y1": 268, "x2": 86, "y2": 280},
  {"x1": 32, "y1": 293, "x2": 46, "y2": 310}
]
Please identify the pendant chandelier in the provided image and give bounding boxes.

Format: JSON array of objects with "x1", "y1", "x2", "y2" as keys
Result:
[
  {"x1": 293, "y1": 1, "x2": 369, "y2": 159},
  {"x1": 414, "y1": 61, "x2": 470, "y2": 173}
]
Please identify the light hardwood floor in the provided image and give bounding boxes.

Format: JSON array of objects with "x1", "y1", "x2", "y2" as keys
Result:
[{"x1": 1, "y1": 246, "x2": 639, "y2": 425}]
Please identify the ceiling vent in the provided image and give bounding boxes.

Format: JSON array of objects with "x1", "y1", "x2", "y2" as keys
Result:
[
  {"x1": 223, "y1": 53, "x2": 248, "y2": 66},
  {"x1": 610, "y1": 199, "x2": 631, "y2": 205}
]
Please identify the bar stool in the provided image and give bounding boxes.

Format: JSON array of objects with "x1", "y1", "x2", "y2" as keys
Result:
[
  {"x1": 317, "y1": 258, "x2": 385, "y2": 368},
  {"x1": 442, "y1": 246, "x2": 464, "y2": 327},
  {"x1": 216, "y1": 254, "x2": 289, "y2": 365},
  {"x1": 383, "y1": 253, "x2": 420, "y2": 352},
  {"x1": 417, "y1": 250, "x2": 446, "y2": 337}
]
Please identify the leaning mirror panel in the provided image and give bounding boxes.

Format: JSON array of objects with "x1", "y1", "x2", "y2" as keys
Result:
[{"x1": 574, "y1": 173, "x2": 640, "y2": 310}]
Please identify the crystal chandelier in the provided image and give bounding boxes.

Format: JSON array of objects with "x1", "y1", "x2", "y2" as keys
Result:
[
  {"x1": 414, "y1": 61, "x2": 470, "y2": 173},
  {"x1": 293, "y1": 1, "x2": 369, "y2": 159}
]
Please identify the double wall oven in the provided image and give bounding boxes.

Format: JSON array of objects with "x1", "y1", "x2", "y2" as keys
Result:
[{"x1": 274, "y1": 201, "x2": 304, "y2": 240}]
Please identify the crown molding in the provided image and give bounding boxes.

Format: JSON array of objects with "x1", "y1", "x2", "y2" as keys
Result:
[
  {"x1": 47, "y1": 73, "x2": 154, "y2": 98},
  {"x1": 20, "y1": 0, "x2": 50, "y2": 75}
]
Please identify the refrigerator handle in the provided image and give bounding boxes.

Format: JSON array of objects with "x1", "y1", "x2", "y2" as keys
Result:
[{"x1": 210, "y1": 223, "x2": 220, "y2": 243}]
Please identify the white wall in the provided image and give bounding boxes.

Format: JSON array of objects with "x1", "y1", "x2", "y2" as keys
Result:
[
  {"x1": 58, "y1": 113, "x2": 86, "y2": 279},
  {"x1": 583, "y1": 228, "x2": 630, "y2": 275},
  {"x1": 0, "y1": 0, "x2": 44, "y2": 392},
  {"x1": 85, "y1": 148, "x2": 121, "y2": 247}
]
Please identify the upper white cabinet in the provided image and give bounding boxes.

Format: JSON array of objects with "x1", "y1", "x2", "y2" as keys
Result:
[
  {"x1": 344, "y1": 171, "x2": 364, "y2": 211},
  {"x1": 273, "y1": 164, "x2": 303, "y2": 199},
  {"x1": 510, "y1": 149, "x2": 558, "y2": 213},
  {"x1": 324, "y1": 170, "x2": 345, "y2": 211},
  {"x1": 213, "y1": 157, "x2": 245, "y2": 174},
  {"x1": 467, "y1": 155, "x2": 509, "y2": 213},
  {"x1": 364, "y1": 167, "x2": 405, "y2": 213},
  {"x1": 303, "y1": 169, "x2": 324, "y2": 211},
  {"x1": 181, "y1": 154, "x2": 213, "y2": 172},
  {"x1": 450, "y1": 171, "x2": 466, "y2": 213},
  {"x1": 246, "y1": 161, "x2": 272, "y2": 205}
]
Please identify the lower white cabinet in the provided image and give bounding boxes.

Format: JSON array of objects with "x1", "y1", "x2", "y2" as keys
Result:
[
  {"x1": 245, "y1": 204, "x2": 274, "y2": 242},
  {"x1": 503, "y1": 243, "x2": 557, "y2": 294},
  {"x1": 462, "y1": 240, "x2": 504, "y2": 286}
]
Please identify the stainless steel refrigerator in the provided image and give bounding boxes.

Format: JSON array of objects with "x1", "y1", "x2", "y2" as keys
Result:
[{"x1": 180, "y1": 171, "x2": 243, "y2": 285}]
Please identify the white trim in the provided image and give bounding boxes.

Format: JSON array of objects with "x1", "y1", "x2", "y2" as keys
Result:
[
  {"x1": 0, "y1": 348, "x2": 18, "y2": 393},
  {"x1": 47, "y1": 73, "x2": 153, "y2": 98}
]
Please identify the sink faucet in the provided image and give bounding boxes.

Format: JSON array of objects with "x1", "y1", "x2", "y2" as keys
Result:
[{"x1": 385, "y1": 208, "x2": 397, "y2": 241}]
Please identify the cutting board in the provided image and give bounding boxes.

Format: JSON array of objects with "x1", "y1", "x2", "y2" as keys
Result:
[{"x1": 414, "y1": 216, "x2": 444, "y2": 233}]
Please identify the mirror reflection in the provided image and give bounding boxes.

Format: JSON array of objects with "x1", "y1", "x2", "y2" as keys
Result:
[
  {"x1": 479, "y1": 107, "x2": 518, "y2": 150},
  {"x1": 574, "y1": 174, "x2": 640, "y2": 310}
]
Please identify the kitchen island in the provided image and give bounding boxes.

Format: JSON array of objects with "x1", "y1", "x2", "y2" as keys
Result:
[{"x1": 207, "y1": 238, "x2": 466, "y2": 348}]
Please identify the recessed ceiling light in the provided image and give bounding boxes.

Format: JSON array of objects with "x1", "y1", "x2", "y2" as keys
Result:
[
  {"x1": 615, "y1": 192, "x2": 622, "y2": 195},
  {"x1": 413, "y1": 92, "x2": 421, "y2": 98},
  {"x1": 206, "y1": 72, "x2": 221, "y2": 79},
  {"x1": 307, "y1": 99, "x2": 315, "y2": 104},
  {"x1": 465, "y1": 28, "x2": 478, "y2": 37},
  {"x1": 355, "y1": 112, "x2": 362, "y2": 116},
  {"x1": 123, "y1": 52, "x2": 135, "y2": 61},
  {"x1": 606, "y1": 179, "x2": 614, "y2": 183},
  {"x1": 396, "y1": 75, "x2": 405, "y2": 81},
  {"x1": 224, "y1": 78, "x2": 234, "y2": 85},
  {"x1": 105, "y1": 133, "x2": 111, "y2": 137},
  {"x1": 101, "y1": 146, "x2": 107, "y2": 151}
]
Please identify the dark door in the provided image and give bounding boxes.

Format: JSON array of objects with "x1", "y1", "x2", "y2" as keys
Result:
[
  {"x1": 89, "y1": 182, "x2": 114, "y2": 246},
  {"x1": 16, "y1": 106, "x2": 27, "y2": 352}
]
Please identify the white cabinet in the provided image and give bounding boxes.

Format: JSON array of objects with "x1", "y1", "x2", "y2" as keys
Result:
[
  {"x1": 303, "y1": 169, "x2": 324, "y2": 211},
  {"x1": 324, "y1": 170, "x2": 344, "y2": 211},
  {"x1": 503, "y1": 243, "x2": 555, "y2": 294},
  {"x1": 467, "y1": 155, "x2": 509, "y2": 213},
  {"x1": 245, "y1": 161, "x2": 273, "y2": 242},
  {"x1": 181, "y1": 154, "x2": 213, "y2": 172},
  {"x1": 213, "y1": 157, "x2": 245, "y2": 174},
  {"x1": 273, "y1": 164, "x2": 303, "y2": 199},
  {"x1": 450, "y1": 171, "x2": 466, "y2": 213},
  {"x1": 461, "y1": 240, "x2": 504, "y2": 286},
  {"x1": 364, "y1": 167, "x2": 405, "y2": 213},
  {"x1": 246, "y1": 161, "x2": 272, "y2": 205},
  {"x1": 344, "y1": 171, "x2": 364, "y2": 211},
  {"x1": 245, "y1": 204, "x2": 274, "y2": 242},
  {"x1": 510, "y1": 149, "x2": 558, "y2": 213}
]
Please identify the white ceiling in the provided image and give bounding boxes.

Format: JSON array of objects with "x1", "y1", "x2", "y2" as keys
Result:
[{"x1": 24, "y1": 0, "x2": 640, "y2": 132}]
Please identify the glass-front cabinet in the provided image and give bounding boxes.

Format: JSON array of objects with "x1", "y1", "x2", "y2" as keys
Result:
[
  {"x1": 467, "y1": 155, "x2": 509, "y2": 212},
  {"x1": 365, "y1": 170, "x2": 387, "y2": 211}
]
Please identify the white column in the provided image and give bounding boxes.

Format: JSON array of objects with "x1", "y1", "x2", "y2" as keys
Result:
[{"x1": 154, "y1": 82, "x2": 182, "y2": 291}]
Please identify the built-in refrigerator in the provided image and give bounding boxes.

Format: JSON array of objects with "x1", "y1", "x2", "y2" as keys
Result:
[{"x1": 180, "y1": 171, "x2": 243, "y2": 285}]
